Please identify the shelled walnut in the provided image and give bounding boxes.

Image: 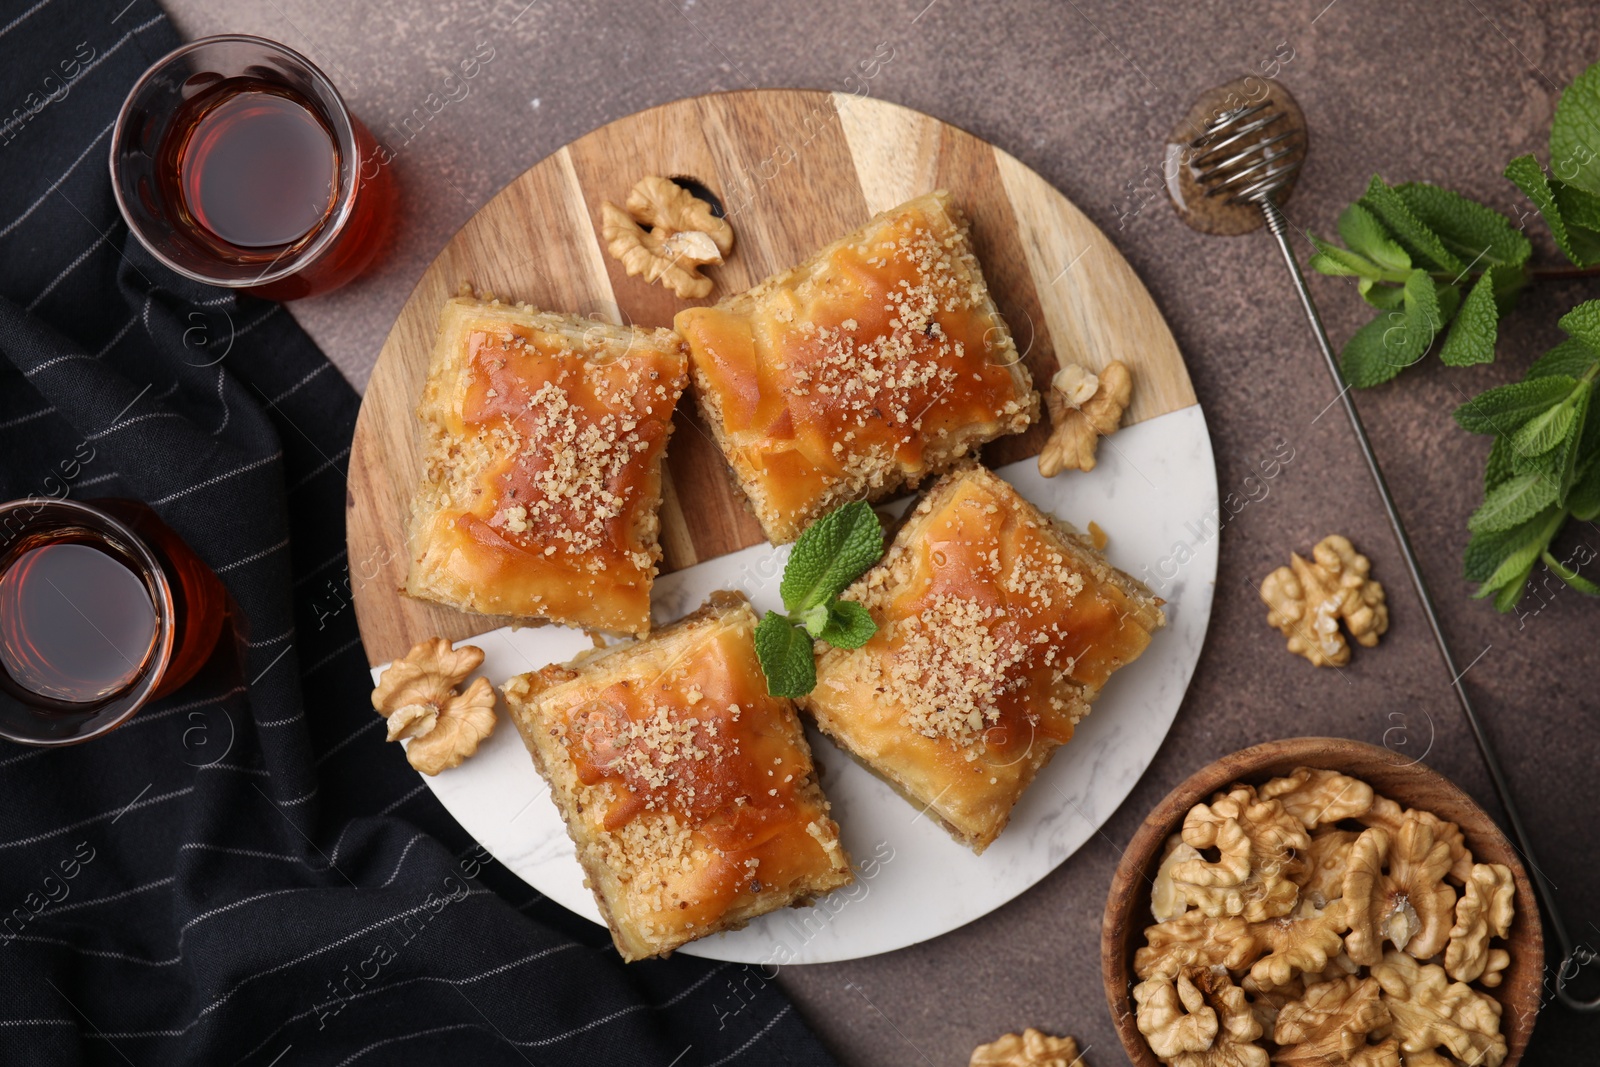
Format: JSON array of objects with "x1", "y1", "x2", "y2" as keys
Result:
[
  {"x1": 1130, "y1": 768, "x2": 1514, "y2": 1067},
  {"x1": 1446, "y1": 864, "x2": 1515, "y2": 985},
  {"x1": 1372, "y1": 950, "x2": 1508, "y2": 1066},
  {"x1": 1169, "y1": 784, "x2": 1310, "y2": 922},
  {"x1": 970, "y1": 1028, "x2": 1087, "y2": 1066},
  {"x1": 1038, "y1": 360, "x2": 1132, "y2": 476},
  {"x1": 371, "y1": 637, "x2": 498, "y2": 775},
  {"x1": 1135, "y1": 967, "x2": 1268, "y2": 1067},
  {"x1": 1343, "y1": 817, "x2": 1457, "y2": 966},
  {"x1": 1259, "y1": 535, "x2": 1388, "y2": 667},
  {"x1": 601, "y1": 175, "x2": 735, "y2": 299}
]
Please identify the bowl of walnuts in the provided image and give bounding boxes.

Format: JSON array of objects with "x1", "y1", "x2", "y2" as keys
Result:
[{"x1": 1102, "y1": 737, "x2": 1543, "y2": 1067}]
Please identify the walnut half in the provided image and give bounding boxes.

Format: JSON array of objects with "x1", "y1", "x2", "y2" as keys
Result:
[
  {"x1": 1445, "y1": 863, "x2": 1515, "y2": 985},
  {"x1": 1371, "y1": 950, "x2": 1508, "y2": 1067},
  {"x1": 371, "y1": 638, "x2": 498, "y2": 776},
  {"x1": 970, "y1": 1028, "x2": 1086, "y2": 1067},
  {"x1": 1136, "y1": 967, "x2": 1269, "y2": 1067},
  {"x1": 1343, "y1": 818, "x2": 1457, "y2": 967},
  {"x1": 1038, "y1": 360, "x2": 1132, "y2": 477},
  {"x1": 601, "y1": 176, "x2": 735, "y2": 299},
  {"x1": 1259, "y1": 535, "x2": 1388, "y2": 667}
]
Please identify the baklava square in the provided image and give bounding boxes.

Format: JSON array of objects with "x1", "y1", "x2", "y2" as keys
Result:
[
  {"x1": 674, "y1": 190, "x2": 1038, "y2": 544},
  {"x1": 404, "y1": 296, "x2": 687, "y2": 635},
  {"x1": 798, "y1": 463, "x2": 1165, "y2": 853},
  {"x1": 502, "y1": 591, "x2": 852, "y2": 961}
]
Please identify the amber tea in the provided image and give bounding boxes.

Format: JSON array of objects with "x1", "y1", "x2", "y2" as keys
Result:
[
  {"x1": 111, "y1": 35, "x2": 394, "y2": 300},
  {"x1": 166, "y1": 79, "x2": 340, "y2": 253},
  {"x1": 0, "y1": 500, "x2": 227, "y2": 746}
]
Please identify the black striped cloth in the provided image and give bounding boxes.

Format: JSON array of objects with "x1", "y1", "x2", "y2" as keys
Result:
[{"x1": 0, "y1": 3, "x2": 837, "y2": 1065}]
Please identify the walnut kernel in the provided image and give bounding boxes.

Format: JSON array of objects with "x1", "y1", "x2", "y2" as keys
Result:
[
  {"x1": 371, "y1": 638, "x2": 498, "y2": 776},
  {"x1": 1259, "y1": 535, "x2": 1388, "y2": 667},
  {"x1": 1038, "y1": 360, "x2": 1132, "y2": 477}
]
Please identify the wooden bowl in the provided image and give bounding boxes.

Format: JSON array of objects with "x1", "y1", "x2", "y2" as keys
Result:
[{"x1": 1102, "y1": 737, "x2": 1544, "y2": 1067}]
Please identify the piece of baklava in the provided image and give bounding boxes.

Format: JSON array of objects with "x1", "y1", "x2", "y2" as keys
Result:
[
  {"x1": 799, "y1": 463, "x2": 1164, "y2": 853},
  {"x1": 502, "y1": 591, "x2": 852, "y2": 961},
  {"x1": 404, "y1": 296, "x2": 687, "y2": 635},
  {"x1": 674, "y1": 190, "x2": 1038, "y2": 544}
]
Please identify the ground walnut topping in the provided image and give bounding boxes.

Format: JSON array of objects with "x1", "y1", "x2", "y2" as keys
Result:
[
  {"x1": 886, "y1": 593, "x2": 1033, "y2": 748},
  {"x1": 604, "y1": 703, "x2": 728, "y2": 799},
  {"x1": 1132, "y1": 767, "x2": 1514, "y2": 1067},
  {"x1": 485, "y1": 363, "x2": 660, "y2": 571},
  {"x1": 861, "y1": 507, "x2": 1102, "y2": 753},
  {"x1": 787, "y1": 223, "x2": 975, "y2": 430}
]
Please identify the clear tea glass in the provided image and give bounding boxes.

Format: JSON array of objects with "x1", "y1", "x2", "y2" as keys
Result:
[
  {"x1": 109, "y1": 34, "x2": 394, "y2": 301},
  {"x1": 0, "y1": 499, "x2": 228, "y2": 746}
]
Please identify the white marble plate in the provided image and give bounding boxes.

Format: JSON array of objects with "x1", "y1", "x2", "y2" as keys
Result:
[{"x1": 377, "y1": 405, "x2": 1217, "y2": 964}]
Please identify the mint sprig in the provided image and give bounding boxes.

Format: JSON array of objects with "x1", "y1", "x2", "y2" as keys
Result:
[
  {"x1": 1455, "y1": 302, "x2": 1600, "y2": 609},
  {"x1": 1504, "y1": 155, "x2": 1600, "y2": 267},
  {"x1": 1306, "y1": 57, "x2": 1600, "y2": 613},
  {"x1": 1309, "y1": 176, "x2": 1530, "y2": 384},
  {"x1": 754, "y1": 501, "x2": 884, "y2": 697}
]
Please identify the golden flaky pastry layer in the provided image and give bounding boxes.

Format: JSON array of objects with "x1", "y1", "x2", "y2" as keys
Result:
[
  {"x1": 403, "y1": 296, "x2": 687, "y2": 634},
  {"x1": 674, "y1": 190, "x2": 1039, "y2": 543},
  {"x1": 799, "y1": 463, "x2": 1164, "y2": 853},
  {"x1": 502, "y1": 591, "x2": 852, "y2": 961}
]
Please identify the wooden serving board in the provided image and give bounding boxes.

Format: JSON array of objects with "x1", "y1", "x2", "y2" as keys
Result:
[{"x1": 348, "y1": 90, "x2": 1197, "y2": 665}]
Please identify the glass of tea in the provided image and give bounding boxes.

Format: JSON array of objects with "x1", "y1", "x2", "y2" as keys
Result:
[
  {"x1": 109, "y1": 34, "x2": 394, "y2": 301},
  {"x1": 0, "y1": 499, "x2": 229, "y2": 747}
]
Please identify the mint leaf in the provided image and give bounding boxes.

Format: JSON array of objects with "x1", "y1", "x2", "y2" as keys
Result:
[
  {"x1": 1508, "y1": 396, "x2": 1579, "y2": 458},
  {"x1": 1453, "y1": 376, "x2": 1576, "y2": 434},
  {"x1": 1338, "y1": 202, "x2": 1411, "y2": 271},
  {"x1": 817, "y1": 599, "x2": 877, "y2": 649},
  {"x1": 1402, "y1": 267, "x2": 1443, "y2": 336},
  {"x1": 1341, "y1": 269, "x2": 1445, "y2": 388},
  {"x1": 1550, "y1": 60, "x2": 1600, "y2": 198},
  {"x1": 1553, "y1": 181, "x2": 1600, "y2": 232},
  {"x1": 779, "y1": 501, "x2": 884, "y2": 614},
  {"x1": 1471, "y1": 508, "x2": 1564, "y2": 596},
  {"x1": 1438, "y1": 272, "x2": 1499, "y2": 366},
  {"x1": 1581, "y1": 377, "x2": 1600, "y2": 463},
  {"x1": 1529, "y1": 337, "x2": 1600, "y2": 379},
  {"x1": 797, "y1": 602, "x2": 831, "y2": 637},
  {"x1": 1395, "y1": 181, "x2": 1533, "y2": 269},
  {"x1": 1362, "y1": 283, "x2": 1407, "y2": 310},
  {"x1": 1557, "y1": 300, "x2": 1600, "y2": 354},
  {"x1": 1553, "y1": 383, "x2": 1592, "y2": 503},
  {"x1": 1485, "y1": 436, "x2": 1516, "y2": 490},
  {"x1": 762, "y1": 500, "x2": 888, "y2": 692},
  {"x1": 1543, "y1": 550, "x2": 1600, "y2": 595},
  {"x1": 1309, "y1": 236, "x2": 1382, "y2": 279},
  {"x1": 1505, "y1": 155, "x2": 1600, "y2": 266},
  {"x1": 1341, "y1": 311, "x2": 1411, "y2": 387},
  {"x1": 1463, "y1": 505, "x2": 1563, "y2": 582},
  {"x1": 754, "y1": 612, "x2": 816, "y2": 698},
  {"x1": 1436, "y1": 281, "x2": 1463, "y2": 325},
  {"x1": 1491, "y1": 567, "x2": 1534, "y2": 612},
  {"x1": 1468, "y1": 471, "x2": 1560, "y2": 533},
  {"x1": 1359, "y1": 175, "x2": 1464, "y2": 273}
]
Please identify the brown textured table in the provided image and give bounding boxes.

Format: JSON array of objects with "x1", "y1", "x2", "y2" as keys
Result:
[{"x1": 163, "y1": 1, "x2": 1600, "y2": 1062}]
